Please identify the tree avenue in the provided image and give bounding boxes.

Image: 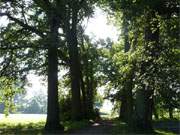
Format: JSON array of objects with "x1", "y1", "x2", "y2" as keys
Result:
[
  {"x1": 0, "y1": 0, "x2": 96, "y2": 130},
  {"x1": 0, "y1": 0, "x2": 179, "y2": 133},
  {"x1": 99, "y1": 0, "x2": 179, "y2": 132}
]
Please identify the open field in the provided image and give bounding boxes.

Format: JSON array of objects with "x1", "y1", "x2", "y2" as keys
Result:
[
  {"x1": 0, "y1": 114, "x2": 46, "y2": 124},
  {"x1": 0, "y1": 114, "x2": 46, "y2": 134},
  {"x1": 0, "y1": 114, "x2": 90, "y2": 134}
]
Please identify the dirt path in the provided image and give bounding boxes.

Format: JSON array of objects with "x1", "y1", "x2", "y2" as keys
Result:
[{"x1": 66, "y1": 120, "x2": 116, "y2": 135}]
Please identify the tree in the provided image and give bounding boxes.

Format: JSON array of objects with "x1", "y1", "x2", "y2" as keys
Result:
[
  {"x1": 99, "y1": 0, "x2": 179, "y2": 132},
  {"x1": 0, "y1": 0, "x2": 97, "y2": 129},
  {"x1": 59, "y1": 0, "x2": 96, "y2": 120},
  {"x1": 79, "y1": 32, "x2": 100, "y2": 119},
  {"x1": 0, "y1": 0, "x2": 65, "y2": 130}
]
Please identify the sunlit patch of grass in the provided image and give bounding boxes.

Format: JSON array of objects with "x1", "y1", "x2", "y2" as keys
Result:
[
  {"x1": 0, "y1": 114, "x2": 46, "y2": 123},
  {"x1": 0, "y1": 114, "x2": 91, "y2": 134},
  {"x1": 0, "y1": 114, "x2": 46, "y2": 134},
  {"x1": 155, "y1": 129, "x2": 176, "y2": 135}
]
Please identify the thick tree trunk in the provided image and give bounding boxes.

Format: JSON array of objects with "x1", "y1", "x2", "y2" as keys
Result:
[
  {"x1": 45, "y1": 15, "x2": 63, "y2": 130},
  {"x1": 135, "y1": 88, "x2": 153, "y2": 131},
  {"x1": 66, "y1": 9, "x2": 82, "y2": 120},
  {"x1": 119, "y1": 94, "x2": 126, "y2": 120},
  {"x1": 68, "y1": 32, "x2": 82, "y2": 120}
]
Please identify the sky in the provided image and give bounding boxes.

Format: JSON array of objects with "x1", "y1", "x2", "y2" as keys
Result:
[{"x1": 85, "y1": 8, "x2": 119, "y2": 41}]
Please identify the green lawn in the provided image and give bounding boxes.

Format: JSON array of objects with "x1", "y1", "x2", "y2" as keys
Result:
[
  {"x1": 0, "y1": 114, "x2": 179, "y2": 134},
  {"x1": 0, "y1": 114, "x2": 46, "y2": 134},
  {"x1": 0, "y1": 114, "x2": 90, "y2": 134}
]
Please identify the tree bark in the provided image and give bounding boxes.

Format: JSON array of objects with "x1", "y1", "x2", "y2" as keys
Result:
[
  {"x1": 65, "y1": 8, "x2": 82, "y2": 120},
  {"x1": 134, "y1": 88, "x2": 153, "y2": 131},
  {"x1": 119, "y1": 73, "x2": 133, "y2": 125},
  {"x1": 45, "y1": 14, "x2": 64, "y2": 130},
  {"x1": 152, "y1": 98, "x2": 159, "y2": 120},
  {"x1": 80, "y1": 70, "x2": 88, "y2": 119},
  {"x1": 86, "y1": 76, "x2": 95, "y2": 118}
]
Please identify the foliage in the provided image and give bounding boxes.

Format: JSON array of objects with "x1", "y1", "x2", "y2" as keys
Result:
[{"x1": 0, "y1": 77, "x2": 24, "y2": 115}]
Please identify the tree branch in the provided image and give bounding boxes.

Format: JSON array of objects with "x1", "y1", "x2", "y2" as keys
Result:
[
  {"x1": 0, "y1": 12, "x2": 45, "y2": 38},
  {"x1": 0, "y1": 43, "x2": 47, "y2": 50}
]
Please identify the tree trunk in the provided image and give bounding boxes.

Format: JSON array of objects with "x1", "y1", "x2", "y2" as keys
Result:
[
  {"x1": 86, "y1": 76, "x2": 95, "y2": 119},
  {"x1": 80, "y1": 70, "x2": 88, "y2": 119},
  {"x1": 134, "y1": 11, "x2": 159, "y2": 132},
  {"x1": 119, "y1": 17, "x2": 133, "y2": 125},
  {"x1": 45, "y1": 14, "x2": 64, "y2": 130},
  {"x1": 68, "y1": 32, "x2": 82, "y2": 120},
  {"x1": 152, "y1": 98, "x2": 159, "y2": 120},
  {"x1": 119, "y1": 75, "x2": 133, "y2": 125},
  {"x1": 66, "y1": 9, "x2": 82, "y2": 120},
  {"x1": 169, "y1": 107, "x2": 173, "y2": 119},
  {"x1": 134, "y1": 87, "x2": 153, "y2": 131}
]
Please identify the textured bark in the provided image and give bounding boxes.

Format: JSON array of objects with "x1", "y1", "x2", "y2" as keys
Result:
[{"x1": 45, "y1": 14, "x2": 63, "y2": 130}]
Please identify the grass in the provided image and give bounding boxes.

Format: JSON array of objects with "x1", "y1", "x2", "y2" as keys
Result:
[
  {"x1": 0, "y1": 114, "x2": 46, "y2": 134},
  {"x1": 0, "y1": 114, "x2": 179, "y2": 134},
  {"x1": 155, "y1": 130, "x2": 175, "y2": 135},
  {"x1": 0, "y1": 114, "x2": 91, "y2": 134},
  {"x1": 112, "y1": 119, "x2": 178, "y2": 135},
  {"x1": 63, "y1": 120, "x2": 90, "y2": 132}
]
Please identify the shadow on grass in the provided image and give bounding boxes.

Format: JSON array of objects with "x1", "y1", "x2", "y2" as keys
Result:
[
  {"x1": 153, "y1": 119, "x2": 180, "y2": 135},
  {"x1": 112, "y1": 119, "x2": 178, "y2": 135},
  {"x1": 0, "y1": 120, "x2": 91, "y2": 134}
]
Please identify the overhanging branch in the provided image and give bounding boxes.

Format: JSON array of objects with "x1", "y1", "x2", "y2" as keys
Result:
[{"x1": 0, "y1": 12, "x2": 45, "y2": 38}]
